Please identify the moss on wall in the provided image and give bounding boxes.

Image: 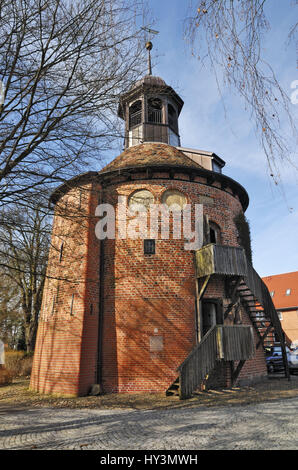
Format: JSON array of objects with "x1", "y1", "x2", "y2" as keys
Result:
[{"x1": 234, "y1": 212, "x2": 253, "y2": 264}]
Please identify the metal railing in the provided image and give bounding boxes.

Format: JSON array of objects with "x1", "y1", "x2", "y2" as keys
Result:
[
  {"x1": 129, "y1": 110, "x2": 142, "y2": 128},
  {"x1": 148, "y1": 109, "x2": 162, "y2": 124}
]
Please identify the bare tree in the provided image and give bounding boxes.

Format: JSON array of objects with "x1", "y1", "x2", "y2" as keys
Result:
[
  {"x1": 0, "y1": 0, "x2": 147, "y2": 206},
  {"x1": 0, "y1": 276, "x2": 22, "y2": 349},
  {"x1": 184, "y1": 0, "x2": 298, "y2": 184},
  {"x1": 0, "y1": 199, "x2": 51, "y2": 352}
]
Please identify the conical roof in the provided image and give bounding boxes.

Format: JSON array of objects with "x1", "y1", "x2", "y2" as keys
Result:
[
  {"x1": 50, "y1": 147, "x2": 249, "y2": 212},
  {"x1": 98, "y1": 143, "x2": 204, "y2": 175}
]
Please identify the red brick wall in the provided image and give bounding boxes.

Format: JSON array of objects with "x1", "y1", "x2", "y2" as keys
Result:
[
  {"x1": 30, "y1": 182, "x2": 101, "y2": 396},
  {"x1": 31, "y1": 167, "x2": 266, "y2": 396},
  {"x1": 234, "y1": 305, "x2": 268, "y2": 386},
  {"x1": 98, "y1": 177, "x2": 250, "y2": 393}
]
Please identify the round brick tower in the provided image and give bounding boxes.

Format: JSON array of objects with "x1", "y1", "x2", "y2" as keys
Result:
[{"x1": 30, "y1": 71, "x2": 270, "y2": 397}]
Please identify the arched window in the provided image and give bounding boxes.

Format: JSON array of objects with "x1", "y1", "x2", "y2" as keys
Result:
[
  {"x1": 147, "y1": 97, "x2": 162, "y2": 123},
  {"x1": 162, "y1": 189, "x2": 187, "y2": 211},
  {"x1": 168, "y1": 103, "x2": 178, "y2": 132},
  {"x1": 209, "y1": 221, "x2": 221, "y2": 244},
  {"x1": 128, "y1": 189, "x2": 154, "y2": 210},
  {"x1": 129, "y1": 100, "x2": 142, "y2": 129}
]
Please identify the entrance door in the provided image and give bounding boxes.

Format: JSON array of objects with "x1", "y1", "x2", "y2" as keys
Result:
[{"x1": 201, "y1": 299, "x2": 223, "y2": 337}]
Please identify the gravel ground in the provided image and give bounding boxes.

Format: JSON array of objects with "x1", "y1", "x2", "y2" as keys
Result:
[{"x1": 1, "y1": 396, "x2": 298, "y2": 450}]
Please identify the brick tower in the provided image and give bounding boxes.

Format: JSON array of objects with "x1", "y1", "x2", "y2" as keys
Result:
[{"x1": 30, "y1": 58, "x2": 289, "y2": 397}]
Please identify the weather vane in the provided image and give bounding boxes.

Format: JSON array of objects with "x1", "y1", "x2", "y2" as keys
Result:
[{"x1": 141, "y1": 26, "x2": 159, "y2": 76}]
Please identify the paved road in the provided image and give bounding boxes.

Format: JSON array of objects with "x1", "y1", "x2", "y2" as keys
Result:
[{"x1": 0, "y1": 397, "x2": 297, "y2": 450}]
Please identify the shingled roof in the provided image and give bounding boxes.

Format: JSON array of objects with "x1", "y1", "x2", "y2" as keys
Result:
[
  {"x1": 98, "y1": 142, "x2": 204, "y2": 175},
  {"x1": 50, "y1": 142, "x2": 249, "y2": 211},
  {"x1": 263, "y1": 271, "x2": 298, "y2": 310}
]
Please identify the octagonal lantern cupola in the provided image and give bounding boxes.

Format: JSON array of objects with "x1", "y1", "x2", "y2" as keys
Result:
[{"x1": 118, "y1": 43, "x2": 184, "y2": 149}]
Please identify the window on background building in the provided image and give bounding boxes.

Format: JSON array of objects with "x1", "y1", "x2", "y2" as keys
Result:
[
  {"x1": 270, "y1": 291, "x2": 274, "y2": 297},
  {"x1": 277, "y1": 311, "x2": 283, "y2": 321},
  {"x1": 286, "y1": 288, "x2": 291, "y2": 295}
]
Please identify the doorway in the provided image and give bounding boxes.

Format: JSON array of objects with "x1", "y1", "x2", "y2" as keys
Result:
[{"x1": 201, "y1": 299, "x2": 223, "y2": 337}]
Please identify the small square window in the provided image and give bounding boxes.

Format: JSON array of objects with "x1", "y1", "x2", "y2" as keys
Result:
[
  {"x1": 144, "y1": 239, "x2": 155, "y2": 255},
  {"x1": 286, "y1": 289, "x2": 291, "y2": 295}
]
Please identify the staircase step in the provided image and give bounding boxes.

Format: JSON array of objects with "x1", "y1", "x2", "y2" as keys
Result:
[
  {"x1": 166, "y1": 390, "x2": 179, "y2": 396},
  {"x1": 250, "y1": 317, "x2": 269, "y2": 321},
  {"x1": 165, "y1": 377, "x2": 180, "y2": 396}
]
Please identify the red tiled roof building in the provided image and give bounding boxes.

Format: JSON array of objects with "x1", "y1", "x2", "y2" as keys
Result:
[{"x1": 263, "y1": 272, "x2": 298, "y2": 348}]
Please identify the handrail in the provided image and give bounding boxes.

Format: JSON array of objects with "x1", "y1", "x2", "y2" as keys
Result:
[
  {"x1": 195, "y1": 244, "x2": 290, "y2": 379},
  {"x1": 177, "y1": 325, "x2": 218, "y2": 371},
  {"x1": 178, "y1": 325, "x2": 255, "y2": 399},
  {"x1": 240, "y1": 256, "x2": 285, "y2": 341},
  {"x1": 178, "y1": 325, "x2": 218, "y2": 399},
  {"x1": 195, "y1": 244, "x2": 247, "y2": 278},
  {"x1": 243, "y1": 259, "x2": 290, "y2": 378},
  {"x1": 195, "y1": 244, "x2": 286, "y2": 341}
]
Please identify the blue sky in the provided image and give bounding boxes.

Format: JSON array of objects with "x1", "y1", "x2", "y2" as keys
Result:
[{"x1": 133, "y1": 0, "x2": 298, "y2": 277}]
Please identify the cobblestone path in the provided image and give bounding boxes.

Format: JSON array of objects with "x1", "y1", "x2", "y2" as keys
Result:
[{"x1": 0, "y1": 397, "x2": 297, "y2": 450}]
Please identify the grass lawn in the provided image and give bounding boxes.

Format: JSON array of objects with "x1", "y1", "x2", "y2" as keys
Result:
[{"x1": 1, "y1": 375, "x2": 298, "y2": 411}]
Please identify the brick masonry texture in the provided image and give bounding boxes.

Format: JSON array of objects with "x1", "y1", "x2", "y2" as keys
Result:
[{"x1": 31, "y1": 144, "x2": 267, "y2": 396}]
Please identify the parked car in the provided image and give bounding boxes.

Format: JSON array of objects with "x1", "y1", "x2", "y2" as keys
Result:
[
  {"x1": 287, "y1": 349, "x2": 298, "y2": 375},
  {"x1": 266, "y1": 349, "x2": 284, "y2": 373},
  {"x1": 266, "y1": 346, "x2": 298, "y2": 374}
]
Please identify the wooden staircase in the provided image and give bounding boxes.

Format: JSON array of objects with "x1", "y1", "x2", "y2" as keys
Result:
[
  {"x1": 166, "y1": 324, "x2": 255, "y2": 399},
  {"x1": 166, "y1": 377, "x2": 180, "y2": 396},
  {"x1": 231, "y1": 269, "x2": 289, "y2": 372},
  {"x1": 235, "y1": 281, "x2": 275, "y2": 349},
  {"x1": 167, "y1": 244, "x2": 290, "y2": 400}
]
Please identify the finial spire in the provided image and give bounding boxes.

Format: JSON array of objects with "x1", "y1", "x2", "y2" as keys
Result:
[
  {"x1": 145, "y1": 41, "x2": 153, "y2": 75},
  {"x1": 141, "y1": 26, "x2": 159, "y2": 76}
]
